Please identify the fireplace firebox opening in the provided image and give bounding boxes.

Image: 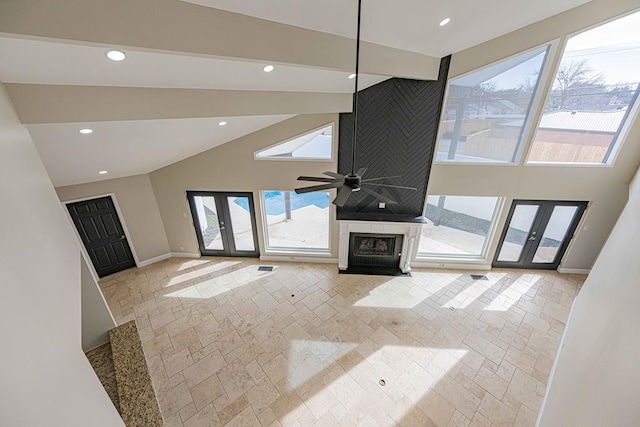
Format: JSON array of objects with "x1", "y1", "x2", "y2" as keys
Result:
[{"x1": 348, "y1": 233, "x2": 403, "y2": 272}]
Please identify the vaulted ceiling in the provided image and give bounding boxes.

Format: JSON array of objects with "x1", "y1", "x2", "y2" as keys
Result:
[{"x1": 0, "y1": 0, "x2": 590, "y2": 186}]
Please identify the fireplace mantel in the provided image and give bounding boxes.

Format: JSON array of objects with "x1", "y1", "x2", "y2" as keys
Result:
[{"x1": 338, "y1": 220, "x2": 422, "y2": 273}]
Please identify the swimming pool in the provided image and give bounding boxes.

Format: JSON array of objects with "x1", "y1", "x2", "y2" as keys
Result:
[{"x1": 234, "y1": 191, "x2": 330, "y2": 215}]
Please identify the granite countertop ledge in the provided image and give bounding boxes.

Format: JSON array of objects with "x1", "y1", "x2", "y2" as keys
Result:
[{"x1": 110, "y1": 320, "x2": 163, "y2": 427}]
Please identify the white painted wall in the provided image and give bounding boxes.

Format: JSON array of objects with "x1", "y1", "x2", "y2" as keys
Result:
[
  {"x1": 538, "y1": 165, "x2": 640, "y2": 426},
  {"x1": 0, "y1": 84, "x2": 123, "y2": 426},
  {"x1": 81, "y1": 255, "x2": 116, "y2": 352}
]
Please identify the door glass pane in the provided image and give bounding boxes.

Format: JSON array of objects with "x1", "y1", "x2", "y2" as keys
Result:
[
  {"x1": 532, "y1": 206, "x2": 578, "y2": 263},
  {"x1": 497, "y1": 205, "x2": 539, "y2": 262},
  {"x1": 226, "y1": 196, "x2": 256, "y2": 252},
  {"x1": 193, "y1": 196, "x2": 224, "y2": 250}
]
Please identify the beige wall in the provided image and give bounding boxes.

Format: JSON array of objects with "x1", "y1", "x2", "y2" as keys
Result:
[
  {"x1": 59, "y1": 0, "x2": 640, "y2": 272},
  {"x1": 0, "y1": 84, "x2": 123, "y2": 426},
  {"x1": 538, "y1": 165, "x2": 640, "y2": 426},
  {"x1": 149, "y1": 114, "x2": 339, "y2": 257},
  {"x1": 81, "y1": 255, "x2": 116, "y2": 352},
  {"x1": 429, "y1": 0, "x2": 640, "y2": 270},
  {"x1": 56, "y1": 174, "x2": 170, "y2": 263}
]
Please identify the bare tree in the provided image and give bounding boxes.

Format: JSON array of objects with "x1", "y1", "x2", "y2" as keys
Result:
[
  {"x1": 554, "y1": 59, "x2": 603, "y2": 109},
  {"x1": 471, "y1": 81, "x2": 497, "y2": 114}
]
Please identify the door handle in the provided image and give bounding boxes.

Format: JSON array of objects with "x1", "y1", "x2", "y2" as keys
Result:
[
  {"x1": 528, "y1": 236, "x2": 536, "y2": 241},
  {"x1": 119, "y1": 235, "x2": 126, "y2": 240},
  {"x1": 220, "y1": 227, "x2": 225, "y2": 230}
]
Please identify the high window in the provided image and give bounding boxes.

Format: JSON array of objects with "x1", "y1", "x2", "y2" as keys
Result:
[
  {"x1": 255, "y1": 124, "x2": 333, "y2": 160},
  {"x1": 261, "y1": 191, "x2": 330, "y2": 252},
  {"x1": 436, "y1": 47, "x2": 549, "y2": 163},
  {"x1": 528, "y1": 11, "x2": 640, "y2": 164},
  {"x1": 418, "y1": 196, "x2": 501, "y2": 259}
]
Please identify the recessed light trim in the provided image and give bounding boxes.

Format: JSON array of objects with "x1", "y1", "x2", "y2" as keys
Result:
[
  {"x1": 218, "y1": 121, "x2": 227, "y2": 126},
  {"x1": 98, "y1": 170, "x2": 108, "y2": 175},
  {"x1": 439, "y1": 18, "x2": 451, "y2": 26},
  {"x1": 263, "y1": 65, "x2": 274, "y2": 73},
  {"x1": 79, "y1": 128, "x2": 93, "y2": 134},
  {"x1": 105, "y1": 49, "x2": 126, "y2": 61},
  {"x1": 348, "y1": 73, "x2": 356, "y2": 79}
]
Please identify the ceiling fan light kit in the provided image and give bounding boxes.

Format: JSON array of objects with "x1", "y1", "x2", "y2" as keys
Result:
[{"x1": 294, "y1": 0, "x2": 417, "y2": 208}]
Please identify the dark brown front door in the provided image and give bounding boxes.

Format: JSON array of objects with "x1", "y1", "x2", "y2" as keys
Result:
[{"x1": 67, "y1": 196, "x2": 136, "y2": 277}]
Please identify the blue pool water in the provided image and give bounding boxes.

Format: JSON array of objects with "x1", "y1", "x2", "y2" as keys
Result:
[{"x1": 234, "y1": 191, "x2": 329, "y2": 215}]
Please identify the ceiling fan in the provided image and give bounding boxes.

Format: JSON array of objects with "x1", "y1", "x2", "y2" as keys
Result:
[{"x1": 294, "y1": 0, "x2": 417, "y2": 208}]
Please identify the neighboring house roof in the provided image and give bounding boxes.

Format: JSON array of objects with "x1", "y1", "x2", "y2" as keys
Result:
[{"x1": 504, "y1": 109, "x2": 627, "y2": 133}]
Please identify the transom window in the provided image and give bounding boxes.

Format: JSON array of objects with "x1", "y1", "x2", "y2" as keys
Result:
[
  {"x1": 436, "y1": 47, "x2": 549, "y2": 163},
  {"x1": 255, "y1": 124, "x2": 333, "y2": 160},
  {"x1": 528, "y1": 11, "x2": 640, "y2": 164}
]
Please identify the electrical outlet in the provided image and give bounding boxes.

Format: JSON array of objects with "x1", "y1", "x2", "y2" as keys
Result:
[
  {"x1": 183, "y1": 212, "x2": 188, "y2": 218},
  {"x1": 378, "y1": 202, "x2": 386, "y2": 209},
  {"x1": 180, "y1": 246, "x2": 184, "y2": 251}
]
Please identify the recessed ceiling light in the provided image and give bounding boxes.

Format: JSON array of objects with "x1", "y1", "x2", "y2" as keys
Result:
[
  {"x1": 105, "y1": 49, "x2": 126, "y2": 61},
  {"x1": 218, "y1": 121, "x2": 227, "y2": 126},
  {"x1": 79, "y1": 128, "x2": 93, "y2": 134},
  {"x1": 439, "y1": 18, "x2": 451, "y2": 26},
  {"x1": 348, "y1": 73, "x2": 356, "y2": 79},
  {"x1": 263, "y1": 65, "x2": 274, "y2": 73},
  {"x1": 98, "y1": 171, "x2": 108, "y2": 175}
]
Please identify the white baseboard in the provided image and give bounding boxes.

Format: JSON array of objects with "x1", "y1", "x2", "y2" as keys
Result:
[
  {"x1": 171, "y1": 252, "x2": 202, "y2": 258},
  {"x1": 411, "y1": 260, "x2": 492, "y2": 271},
  {"x1": 557, "y1": 267, "x2": 591, "y2": 274},
  {"x1": 137, "y1": 253, "x2": 172, "y2": 267},
  {"x1": 260, "y1": 255, "x2": 338, "y2": 264}
]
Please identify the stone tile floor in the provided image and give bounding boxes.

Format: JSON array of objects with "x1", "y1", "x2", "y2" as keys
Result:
[{"x1": 99, "y1": 257, "x2": 585, "y2": 427}]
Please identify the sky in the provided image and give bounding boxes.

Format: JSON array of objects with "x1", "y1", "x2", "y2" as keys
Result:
[{"x1": 461, "y1": 10, "x2": 640, "y2": 91}]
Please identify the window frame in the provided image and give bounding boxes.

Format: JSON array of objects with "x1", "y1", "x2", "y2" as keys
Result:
[
  {"x1": 415, "y1": 195, "x2": 504, "y2": 261},
  {"x1": 254, "y1": 123, "x2": 335, "y2": 162},
  {"x1": 434, "y1": 44, "x2": 553, "y2": 166},
  {"x1": 259, "y1": 190, "x2": 332, "y2": 255},
  {"x1": 524, "y1": 10, "x2": 640, "y2": 167}
]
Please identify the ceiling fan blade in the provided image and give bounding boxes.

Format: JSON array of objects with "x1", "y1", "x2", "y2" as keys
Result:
[
  {"x1": 323, "y1": 171, "x2": 343, "y2": 179},
  {"x1": 359, "y1": 187, "x2": 398, "y2": 204},
  {"x1": 294, "y1": 182, "x2": 343, "y2": 194},
  {"x1": 361, "y1": 175, "x2": 402, "y2": 182},
  {"x1": 356, "y1": 167, "x2": 368, "y2": 177},
  {"x1": 332, "y1": 185, "x2": 353, "y2": 207},
  {"x1": 362, "y1": 183, "x2": 418, "y2": 191},
  {"x1": 297, "y1": 176, "x2": 336, "y2": 183}
]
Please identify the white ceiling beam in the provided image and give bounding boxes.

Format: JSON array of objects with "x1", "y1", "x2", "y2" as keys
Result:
[
  {"x1": 0, "y1": 0, "x2": 440, "y2": 80},
  {"x1": 5, "y1": 84, "x2": 353, "y2": 124}
]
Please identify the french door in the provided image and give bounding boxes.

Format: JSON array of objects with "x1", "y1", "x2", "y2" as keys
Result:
[
  {"x1": 493, "y1": 200, "x2": 587, "y2": 270},
  {"x1": 187, "y1": 191, "x2": 260, "y2": 257}
]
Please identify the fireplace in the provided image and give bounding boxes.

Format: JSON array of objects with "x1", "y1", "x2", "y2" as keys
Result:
[
  {"x1": 349, "y1": 233, "x2": 403, "y2": 270},
  {"x1": 338, "y1": 220, "x2": 423, "y2": 274}
]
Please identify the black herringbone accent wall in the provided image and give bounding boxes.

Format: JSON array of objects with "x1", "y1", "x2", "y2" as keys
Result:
[{"x1": 337, "y1": 55, "x2": 451, "y2": 219}]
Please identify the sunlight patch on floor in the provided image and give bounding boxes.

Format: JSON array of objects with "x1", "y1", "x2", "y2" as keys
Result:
[
  {"x1": 282, "y1": 339, "x2": 465, "y2": 426},
  {"x1": 163, "y1": 265, "x2": 273, "y2": 299},
  {"x1": 443, "y1": 273, "x2": 507, "y2": 309},
  {"x1": 485, "y1": 275, "x2": 541, "y2": 311},
  {"x1": 354, "y1": 274, "x2": 462, "y2": 309}
]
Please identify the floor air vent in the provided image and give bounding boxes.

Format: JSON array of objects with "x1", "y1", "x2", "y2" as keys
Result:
[
  {"x1": 470, "y1": 274, "x2": 489, "y2": 280},
  {"x1": 258, "y1": 266, "x2": 274, "y2": 272}
]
